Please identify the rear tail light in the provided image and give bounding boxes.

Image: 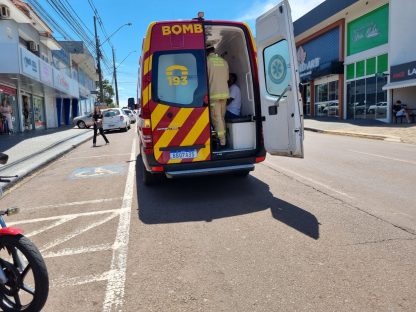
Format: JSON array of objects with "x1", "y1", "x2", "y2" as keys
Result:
[
  {"x1": 255, "y1": 156, "x2": 266, "y2": 163},
  {"x1": 141, "y1": 118, "x2": 153, "y2": 149}
]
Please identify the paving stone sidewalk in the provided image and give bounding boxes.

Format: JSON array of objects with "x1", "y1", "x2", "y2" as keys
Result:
[{"x1": 304, "y1": 118, "x2": 416, "y2": 145}]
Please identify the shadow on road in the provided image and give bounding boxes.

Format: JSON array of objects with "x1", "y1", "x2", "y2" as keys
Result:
[{"x1": 135, "y1": 157, "x2": 319, "y2": 240}]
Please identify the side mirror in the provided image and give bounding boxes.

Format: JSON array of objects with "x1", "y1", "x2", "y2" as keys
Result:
[
  {"x1": 0, "y1": 153, "x2": 9, "y2": 165},
  {"x1": 298, "y1": 83, "x2": 305, "y2": 94}
]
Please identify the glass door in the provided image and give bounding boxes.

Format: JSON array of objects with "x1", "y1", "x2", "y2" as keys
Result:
[
  {"x1": 365, "y1": 76, "x2": 376, "y2": 120},
  {"x1": 22, "y1": 95, "x2": 33, "y2": 131},
  {"x1": 33, "y1": 96, "x2": 46, "y2": 129},
  {"x1": 375, "y1": 75, "x2": 387, "y2": 120}
]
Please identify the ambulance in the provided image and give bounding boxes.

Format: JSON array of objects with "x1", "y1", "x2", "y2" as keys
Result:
[{"x1": 137, "y1": 0, "x2": 304, "y2": 184}]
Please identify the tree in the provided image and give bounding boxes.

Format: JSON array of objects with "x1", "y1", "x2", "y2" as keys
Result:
[{"x1": 96, "y1": 79, "x2": 114, "y2": 106}]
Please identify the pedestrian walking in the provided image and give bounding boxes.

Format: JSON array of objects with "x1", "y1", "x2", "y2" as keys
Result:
[
  {"x1": 92, "y1": 106, "x2": 109, "y2": 147},
  {"x1": 206, "y1": 44, "x2": 229, "y2": 148}
]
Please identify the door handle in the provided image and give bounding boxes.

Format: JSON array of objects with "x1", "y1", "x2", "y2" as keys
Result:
[{"x1": 269, "y1": 85, "x2": 291, "y2": 115}]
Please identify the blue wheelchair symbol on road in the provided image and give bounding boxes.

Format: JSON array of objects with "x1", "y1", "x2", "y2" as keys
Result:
[{"x1": 70, "y1": 164, "x2": 125, "y2": 179}]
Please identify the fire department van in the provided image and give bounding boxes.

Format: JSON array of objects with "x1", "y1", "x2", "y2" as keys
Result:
[{"x1": 137, "y1": 0, "x2": 303, "y2": 184}]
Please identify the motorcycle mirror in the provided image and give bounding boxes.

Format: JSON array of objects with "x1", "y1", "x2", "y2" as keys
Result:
[{"x1": 0, "y1": 153, "x2": 8, "y2": 165}]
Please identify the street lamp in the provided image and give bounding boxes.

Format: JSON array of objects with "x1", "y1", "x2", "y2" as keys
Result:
[
  {"x1": 94, "y1": 20, "x2": 132, "y2": 105},
  {"x1": 113, "y1": 49, "x2": 137, "y2": 107},
  {"x1": 100, "y1": 22, "x2": 132, "y2": 48},
  {"x1": 116, "y1": 50, "x2": 136, "y2": 70}
]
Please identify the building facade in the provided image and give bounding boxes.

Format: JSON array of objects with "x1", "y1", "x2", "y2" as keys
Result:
[
  {"x1": 0, "y1": 0, "x2": 96, "y2": 134},
  {"x1": 294, "y1": 0, "x2": 415, "y2": 123}
]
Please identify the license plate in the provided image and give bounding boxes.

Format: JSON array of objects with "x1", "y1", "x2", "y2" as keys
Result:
[{"x1": 170, "y1": 149, "x2": 197, "y2": 159}]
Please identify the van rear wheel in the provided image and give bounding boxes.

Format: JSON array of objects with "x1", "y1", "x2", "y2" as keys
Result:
[{"x1": 141, "y1": 157, "x2": 159, "y2": 186}]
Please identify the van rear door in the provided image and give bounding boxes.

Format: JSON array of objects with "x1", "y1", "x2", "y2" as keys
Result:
[
  {"x1": 147, "y1": 22, "x2": 211, "y2": 165},
  {"x1": 256, "y1": 0, "x2": 304, "y2": 158}
]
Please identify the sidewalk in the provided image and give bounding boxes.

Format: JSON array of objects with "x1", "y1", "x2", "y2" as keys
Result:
[
  {"x1": 0, "y1": 127, "x2": 92, "y2": 191},
  {"x1": 304, "y1": 118, "x2": 416, "y2": 144}
]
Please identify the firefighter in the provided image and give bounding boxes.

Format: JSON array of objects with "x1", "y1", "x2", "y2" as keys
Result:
[{"x1": 206, "y1": 44, "x2": 229, "y2": 148}]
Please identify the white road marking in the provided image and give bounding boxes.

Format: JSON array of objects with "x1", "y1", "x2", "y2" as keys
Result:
[
  {"x1": 263, "y1": 160, "x2": 354, "y2": 199},
  {"x1": 9, "y1": 208, "x2": 120, "y2": 226},
  {"x1": 60, "y1": 154, "x2": 130, "y2": 161},
  {"x1": 349, "y1": 150, "x2": 416, "y2": 165},
  {"x1": 40, "y1": 212, "x2": 119, "y2": 252},
  {"x1": 52, "y1": 271, "x2": 113, "y2": 288},
  {"x1": 24, "y1": 197, "x2": 122, "y2": 212},
  {"x1": 103, "y1": 138, "x2": 136, "y2": 312},
  {"x1": 43, "y1": 243, "x2": 113, "y2": 258},
  {"x1": 25, "y1": 216, "x2": 77, "y2": 238}
]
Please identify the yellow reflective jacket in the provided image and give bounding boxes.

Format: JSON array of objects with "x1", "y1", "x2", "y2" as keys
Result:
[{"x1": 207, "y1": 53, "x2": 229, "y2": 100}]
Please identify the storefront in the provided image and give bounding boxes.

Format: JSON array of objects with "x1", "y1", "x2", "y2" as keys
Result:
[
  {"x1": 383, "y1": 60, "x2": 416, "y2": 121},
  {"x1": 0, "y1": 84, "x2": 19, "y2": 134},
  {"x1": 344, "y1": 4, "x2": 389, "y2": 121},
  {"x1": 296, "y1": 22, "x2": 344, "y2": 118}
]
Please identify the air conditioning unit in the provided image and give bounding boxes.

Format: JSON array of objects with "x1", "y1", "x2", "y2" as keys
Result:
[
  {"x1": 0, "y1": 5, "x2": 11, "y2": 19},
  {"x1": 29, "y1": 41, "x2": 39, "y2": 52}
]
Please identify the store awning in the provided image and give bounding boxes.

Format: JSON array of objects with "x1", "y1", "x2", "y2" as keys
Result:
[{"x1": 382, "y1": 79, "x2": 416, "y2": 90}]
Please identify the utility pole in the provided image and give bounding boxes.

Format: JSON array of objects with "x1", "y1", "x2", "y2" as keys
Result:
[
  {"x1": 93, "y1": 16, "x2": 104, "y2": 104},
  {"x1": 112, "y1": 47, "x2": 120, "y2": 107}
]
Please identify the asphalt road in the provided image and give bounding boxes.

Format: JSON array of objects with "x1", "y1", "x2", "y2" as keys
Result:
[{"x1": 1, "y1": 128, "x2": 415, "y2": 312}]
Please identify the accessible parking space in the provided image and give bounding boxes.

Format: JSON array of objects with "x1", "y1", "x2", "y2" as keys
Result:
[{"x1": 1, "y1": 129, "x2": 137, "y2": 312}]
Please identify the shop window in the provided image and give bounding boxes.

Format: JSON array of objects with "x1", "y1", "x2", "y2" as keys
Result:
[
  {"x1": 314, "y1": 80, "x2": 339, "y2": 117},
  {"x1": 347, "y1": 64, "x2": 355, "y2": 80},
  {"x1": 356, "y1": 61, "x2": 365, "y2": 78},
  {"x1": 377, "y1": 54, "x2": 388, "y2": 73},
  {"x1": 346, "y1": 76, "x2": 387, "y2": 120},
  {"x1": 0, "y1": 92, "x2": 18, "y2": 134},
  {"x1": 329, "y1": 81, "x2": 338, "y2": 101},
  {"x1": 366, "y1": 57, "x2": 376, "y2": 76}
]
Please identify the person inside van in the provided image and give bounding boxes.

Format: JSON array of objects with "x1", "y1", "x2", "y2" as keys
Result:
[
  {"x1": 206, "y1": 44, "x2": 229, "y2": 148},
  {"x1": 226, "y1": 73, "x2": 241, "y2": 119}
]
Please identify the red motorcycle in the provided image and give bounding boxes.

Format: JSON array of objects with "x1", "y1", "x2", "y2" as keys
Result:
[{"x1": 0, "y1": 153, "x2": 48, "y2": 311}]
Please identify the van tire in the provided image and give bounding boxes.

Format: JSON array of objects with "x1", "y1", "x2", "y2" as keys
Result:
[{"x1": 141, "y1": 157, "x2": 159, "y2": 186}]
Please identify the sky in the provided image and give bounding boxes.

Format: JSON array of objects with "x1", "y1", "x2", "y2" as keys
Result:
[{"x1": 36, "y1": 0, "x2": 325, "y2": 106}]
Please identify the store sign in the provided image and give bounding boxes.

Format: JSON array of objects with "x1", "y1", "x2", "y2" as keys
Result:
[
  {"x1": 39, "y1": 60, "x2": 53, "y2": 86},
  {"x1": 347, "y1": 4, "x2": 389, "y2": 56},
  {"x1": 0, "y1": 85, "x2": 17, "y2": 95},
  {"x1": 20, "y1": 47, "x2": 40, "y2": 80},
  {"x1": 296, "y1": 27, "x2": 339, "y2": 81},
  {"x1": 390, "y1": 60, "x2": 416, "y2": 82},
  {"x1": 53, "y1": 68, "x2": 70, "y2": 93}
]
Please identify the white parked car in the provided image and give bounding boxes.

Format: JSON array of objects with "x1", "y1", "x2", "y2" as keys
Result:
[
  {"x1": 102, "y1": 108, "x2": 131, "y2": 132},
  {"x1": 368, "y1": 102, "x2": 387, "y2": 114},
  {"x1": 73, "y1": 112, "x2": 94, "y2": 129},
  {"x1": 122, "y1": 108, "x2": 137, "y2": 123}
]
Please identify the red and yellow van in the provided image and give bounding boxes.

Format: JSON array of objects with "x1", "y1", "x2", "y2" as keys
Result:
[{"x1": 137, "y1": 0, "x2": 303, "y2": 184}]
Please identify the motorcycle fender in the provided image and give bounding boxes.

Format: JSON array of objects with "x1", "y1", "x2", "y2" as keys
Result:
[{"x1": 0, "y1": 228, "x2": 23, "y2": 235}]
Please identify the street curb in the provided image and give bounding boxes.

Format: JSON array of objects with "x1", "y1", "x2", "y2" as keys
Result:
[
  {"x1": 304, "y1": 127, "x2": 402, "y2": 142},
  {"x1": 1, "y1": 132, "x2": 93, "y2": 193}
]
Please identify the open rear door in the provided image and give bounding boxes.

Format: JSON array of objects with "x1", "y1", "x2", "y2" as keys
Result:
[{"x1": 256, "y1": 0, "x2": 304, "y2": 158}]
